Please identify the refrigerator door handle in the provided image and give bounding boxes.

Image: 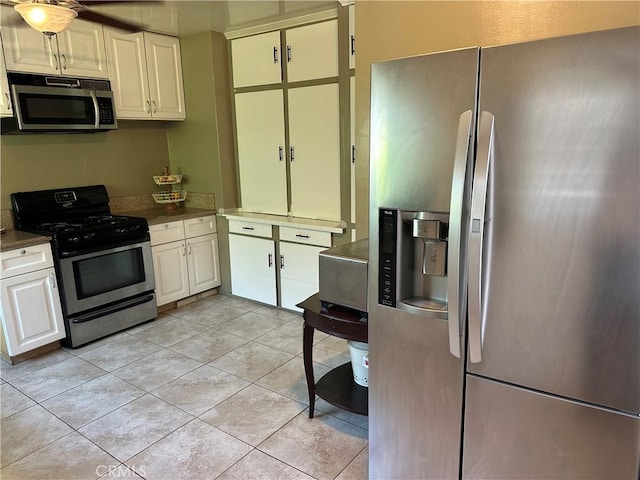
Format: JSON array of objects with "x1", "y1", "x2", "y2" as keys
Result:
[
  {"x1": 447, "y1": 110, "x2": 473, "y2": 358},
  {"x1": 468, "y1": 111, "x2": 495, "y2": 363}
]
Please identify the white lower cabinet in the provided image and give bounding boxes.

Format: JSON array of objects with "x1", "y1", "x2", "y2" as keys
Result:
[
  {"x1": 150, "y1": 216, "x2": 220, "y2": 306},
  {"x1": 228, "y1": 219, "x2": 332, "y2": 311},
  {"x1": 279, "y1": 242, "x2": 325, "y2": 312},
  {"x1": 229, "y1": 233, "x2": 277, "y2": 306},
  {"x1": 0, "y1": 243, "x2": 65, "y2": 357}
]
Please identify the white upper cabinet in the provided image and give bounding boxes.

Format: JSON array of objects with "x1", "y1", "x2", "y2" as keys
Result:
[
  {"x1": 235, "y1": 89, "x2": 288, "y2": 215},
  {"x1": 1, "y1": 14, "x2": 107, "y2": 78},
  {"x1": 56, "y1": 20, "x2": 108, "y2": 78},
  {"x1": 231, "y1": 31, "x2": 282, "y2": 88},
  {"x1": 144, "y1": 33, "x2": 186, "y2": 119},
  {"x1": 288, "y1": 83, "x2": 341, "y2": 220},
  {"x1": 348, "y1": 5, "x2": 355, "y2": 69},
  {"x1": 285, "y1": 20, "x2": 338, "y2": 82},
  {"x1": 0, "y1": 36, "x2": 12, "y2": 117},
  {"x1": 350, "y1": 76, "x2": 356, "y2": 224},
  {"x1": 104, "y1": 29, "x2": 185, "y2": 120}
]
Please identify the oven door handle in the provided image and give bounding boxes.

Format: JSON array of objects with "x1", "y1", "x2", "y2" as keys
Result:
[{"x1": 71, "y1": 294, "x2": 155, "y2": 323}]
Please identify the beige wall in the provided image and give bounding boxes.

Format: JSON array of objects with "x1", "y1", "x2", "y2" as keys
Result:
[
  {"x1": 1, "y1": 122, "x2": 170, "y2": 209},
  {"x1": 355, "y1": 0, "x2": 640, "y2": 238}
]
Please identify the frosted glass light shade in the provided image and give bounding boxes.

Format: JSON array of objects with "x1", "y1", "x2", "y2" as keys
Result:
[{"x1": 14, "y1": 3, "x2": 77, "y2": 35}]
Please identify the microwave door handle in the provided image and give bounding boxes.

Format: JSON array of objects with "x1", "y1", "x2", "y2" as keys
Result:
[
  {"x1": 90, "y1": 90, "x2": 99, "y2": 129},
  {"x1": 468, "y1": 111, "x2": 495, "y2": 364},
  {"x1": 447, "y1": 110, "x2": 473, "y2": 358}
]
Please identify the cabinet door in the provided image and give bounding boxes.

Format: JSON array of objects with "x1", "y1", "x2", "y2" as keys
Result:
[
  {"x1": 348, "y1": 5, "x2": 355, "y2": 70},
  {"x1": 279, "y1": 242, "x2": 324, "y2": 312},
  {"x1": 144, "y1": 32, "x2": 186, "y2": 120},
  {"x1": 56, "y1": 20, "x2": 108, "y2": 78},
  {"x1": 350, "y1": 76, "x2": 356, "y2": 225},
  {"x1": 229, "y1": 234, "x2": 276, "y2": 306},
  {"x1": 186, "y1": 233, "x2": 221, "y2": 295},
  {"x1": 104, "y1": 28, "x2": 151, "y2": 119},
  {"x1": 0, "y1": 267, "x2": 64, "y2": 356},
  {"x1": 151, "y1": 240, "x2": 189, "y2": 306},
  {"x1": 1, "y1": 18, "x2": 58, "y2": 75},
  {"x1": 288, "y1": 83, "x2": 341, "y2": 220},
  {"x1": 235, "y1": 90, "x2": 288, "y2": 215},
  {"x1": 231, "y1": 31, "x2": 282, "y2": 88},
  {"x1": 0, "y1": 35, "x2": 13, "y2": 117},
  {"x1": 285, "y1": 20, "x2": 338, "y2": 82}
]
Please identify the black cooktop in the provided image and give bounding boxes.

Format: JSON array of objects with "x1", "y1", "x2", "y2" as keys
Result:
[{"x1": 11, "y1": 185, "x2": 149, "y2": 254}]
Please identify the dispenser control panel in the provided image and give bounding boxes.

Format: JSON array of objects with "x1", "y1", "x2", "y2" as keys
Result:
[{"x1": 379, "y1": 208, "x2": 397, "y2": 307}]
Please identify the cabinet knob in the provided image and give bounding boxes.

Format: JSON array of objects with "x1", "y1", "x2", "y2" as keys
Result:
[{"x1": 20, "y1": 249, "x2": 26, "y2": 255}]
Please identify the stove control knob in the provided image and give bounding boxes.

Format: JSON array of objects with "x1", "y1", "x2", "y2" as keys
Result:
[{"x1": 70, "y1": 236, "x2": 81, "y2": 243}]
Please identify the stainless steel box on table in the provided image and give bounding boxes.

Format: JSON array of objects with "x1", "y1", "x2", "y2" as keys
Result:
[{"x1": 319, "y1": 239, "x2": 368, "y2": 313}]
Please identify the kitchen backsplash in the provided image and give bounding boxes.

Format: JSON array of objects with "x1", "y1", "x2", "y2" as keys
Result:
[{"x1": 0, "y1": 192, "x2": 216, "y2": 230}]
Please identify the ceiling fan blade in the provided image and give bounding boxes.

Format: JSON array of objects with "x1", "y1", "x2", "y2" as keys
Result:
[
  {"x1": 78, "y1": 0, "x2": 164, "y2": 4},
  {"x1": 77, "y1": 9, "x2": 145, "y2": 32}
]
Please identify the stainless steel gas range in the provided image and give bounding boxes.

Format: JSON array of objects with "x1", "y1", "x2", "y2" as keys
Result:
[{"x1": 11, "y1": 185, "x2": 157, "y2": 348}]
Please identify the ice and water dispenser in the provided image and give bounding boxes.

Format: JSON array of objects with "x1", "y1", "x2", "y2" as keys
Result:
[{"x1": 379, "y1": 208, "x2": 450, "y2": 316}]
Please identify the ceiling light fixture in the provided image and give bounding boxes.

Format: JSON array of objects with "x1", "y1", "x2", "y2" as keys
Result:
[{"x1": 14, "y1": 3, "x2": 77, "y2": 37}]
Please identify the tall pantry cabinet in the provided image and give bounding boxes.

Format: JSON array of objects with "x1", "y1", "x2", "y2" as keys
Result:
[{"x1": 231, "y1": 18, "x2": 341, "y2": 222}]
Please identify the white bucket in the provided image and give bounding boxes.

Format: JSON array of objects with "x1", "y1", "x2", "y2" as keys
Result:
[{"x1": 348, "y1": 341, "x2": 369, "y2": 387}]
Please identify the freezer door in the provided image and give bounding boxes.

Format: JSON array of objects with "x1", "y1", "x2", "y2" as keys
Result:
[
  {"x1": 463, "y1": 375, "x2": 640, "y2": 479},
  {"x1": 468, "y1": 26, "x2": 640, "y2": 414},
  {"x1": 368, "y1": 47, "x2": 479, "y2": 479}
]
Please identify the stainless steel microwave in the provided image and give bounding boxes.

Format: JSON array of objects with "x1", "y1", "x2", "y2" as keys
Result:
[{"x1": 2, "y1": 72, "x2": 117, "y2": 134}]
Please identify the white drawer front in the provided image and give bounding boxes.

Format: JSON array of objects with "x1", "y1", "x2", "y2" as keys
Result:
[
  {"x1": 184, "y1": 215, "x2": 216, "y2": 238},
  {"x1": 228, "y1": 220, "x2": 272, "y2": 238},
  {"x1": 279, "y1": 226, "x2": 331, "y2": 247},
  {"x1": 150, "y1": 221, "x2": 185, "y2": 246},
  {"x1": 0, "y1": 243, "x2": 53, "y2": 279}
]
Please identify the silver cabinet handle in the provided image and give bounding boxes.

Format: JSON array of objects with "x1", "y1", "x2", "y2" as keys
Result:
[
  {"x1": 268, "y1": 253, "x2": 273, "y2": 267},
  {"x1": 242, "y1": 226, "x2": 254, "y2": 231},
  {"x1": 447, "y1": 110, "x2": 473, "y2": 358},
  {"x1": 53, "y1": 53, "x2": 59, "y2": 71},
  {"x1": 50, "y1": 271, "x2": 57, "y2": 289},
  {"x1": 280, "y1": 254, "x2": 284, "y2": 269},
  {"x1": 286, "y1": 44, "x2": 292, "y2": 62},
  {"x1": 146, "y1": 100, "x2": 151, "y2": 114},
  {"x1": 62, "y1": 54, "x2": 68, "y2": 70},
  {"x1": 278, "y1": 146, "x2": 284, "y2": 162},
  {"x1": 5, "y1": 92, "x2": 12, "y2": 111},
  {"x1": 187, "y1": 243, "x2": 192, "y2": 255},
  {"x1": 273, "y1": 46, "x2": 279, "y2": 64},
  {"x1": 152, "y1": 100, "x2": 157, "y2": 113},
  {"x1": 468, "y1": 111, "x2": 495, "y2": 364},
  {"x1": 351, "y1": 145, "x2": 356, "y2": 164},
  {"x1": 181, "y1": 244, "x2": 186, "y2": 256},
  {"x1": 289, "y1": 146, "x2": 295, "y2": 162},
  {"x1": 295, "y1": 234, "x2": 310, "y2": 239},
  {"x1": 350, "y1": 35, "x2": 355, "y2": 56}
]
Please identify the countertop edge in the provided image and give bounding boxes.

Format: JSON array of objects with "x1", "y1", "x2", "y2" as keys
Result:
[{"x1": 218, "y1": 209, "x2": 346, "y2": 233}]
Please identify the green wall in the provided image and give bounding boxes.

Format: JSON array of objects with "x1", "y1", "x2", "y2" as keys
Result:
[
  {"x1": 1, "y1": 122, "x2": 170, "y2": 209},
  {"x1": 166, "y1": 30, "x2": 237, "y2": 209}
]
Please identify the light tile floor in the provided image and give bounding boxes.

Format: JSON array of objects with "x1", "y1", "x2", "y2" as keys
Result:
[{"x1": 0, "y1": 294, "x2": 368, "y2": 480}]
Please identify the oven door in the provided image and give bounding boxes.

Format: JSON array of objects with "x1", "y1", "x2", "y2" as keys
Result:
[{"x1": 58, "y1": 240, "x2": 155, "y2": 315}]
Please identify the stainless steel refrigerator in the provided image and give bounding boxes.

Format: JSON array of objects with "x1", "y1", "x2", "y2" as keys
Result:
[{"x1": 368, "y1": 26, "x2": 639, "y2": 479}]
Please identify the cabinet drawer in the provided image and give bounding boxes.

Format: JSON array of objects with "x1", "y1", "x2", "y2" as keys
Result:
[
  {"x1": 184, "y1": 216, "x2": 216, "y2": 238},
  {"x1": 279, "y1": 226, "x2": 331, "y2": 247},
  {"x1": 228, "y1": 220, "x2": 272, "y2": 238},
  {"x1": 0, "y1": 243, "x2": 53, "y2": 279},
  {"x1": 150, "y1": 221, "x2": 185, "y2": 246}
]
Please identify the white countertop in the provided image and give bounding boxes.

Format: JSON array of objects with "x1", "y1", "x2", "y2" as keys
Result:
[{"x1": 218, "y1": 209, "x2": 346, "y2": 234}]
